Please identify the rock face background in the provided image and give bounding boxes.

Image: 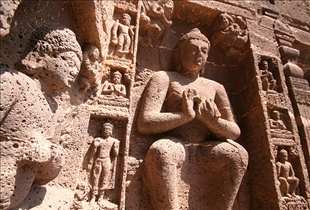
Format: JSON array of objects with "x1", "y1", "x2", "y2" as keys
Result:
[{"x1": 1, "y1": 0, "x2": 310, "y2": 210}]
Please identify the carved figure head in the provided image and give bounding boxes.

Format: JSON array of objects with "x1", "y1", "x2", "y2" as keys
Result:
[
  {"x1": 102, "y1": 121, "x2": 113, "y2": 138},
  {"x1": 214, "y1": 13, "x2": 234, "y2": 31},
  {"x1": 21, "y1": 26, "x2": 83, "y2": 90},
  {"x1": 83, "y1": 44, "x2": 100, "y2": 61},
  {"x1": 112, "y1": 71, "x2": 122, "y2": 84},
  {"x1": 271, "y1": 110, "x2": 280, "y2": 120},
  {"x1": 259, "y1": 60, "x2": 269, "y2": 71},
  {"x1": 278, "y1": 149, "x2": 288, "y2": 162},
  {"x1": 173, "y1": 28, "x2": 210, "y2": 75},
  {"x1": 121, "y1": 13, "x2": 131, "y2": 26}
]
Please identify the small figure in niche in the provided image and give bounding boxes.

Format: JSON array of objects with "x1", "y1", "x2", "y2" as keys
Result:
[
  {"x1": 211, "y1": 12, "x2": 248, "y2": 56},
  {"x1": 259, "y1": 60, "x2": 277, "y2": 93},
  {"x1": 79, "y1": 44, "x2": 103, "y2": 96},
  {"x1": 111, "y1": 13, "x2": 134, "y2": 57},
  {"x1": 101, "y1": 71, "x2": 126, "y2": 99},
  {"x1": 269, "y1": 110, "x2": 287, "y2": 131},
  {"x1": 87, "y1": 122, "x2": 120, "y2": 204},
  {"x1": 276, "y1": 149, "x2": 299, "y2": 197}
]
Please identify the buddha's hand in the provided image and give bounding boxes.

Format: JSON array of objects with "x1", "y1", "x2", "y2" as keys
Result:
[
  {"x1": 196, "y1": 98, "x2": 221, "y2": 121},
  {"x1": 182, "y1": 89, "x2": 197, "y2": 120}
]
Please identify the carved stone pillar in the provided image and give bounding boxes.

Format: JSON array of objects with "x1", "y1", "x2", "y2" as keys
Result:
[
  {"x1": 243, "y1": 8, "x2": 310, "y2": 209},
  {"x1": 275, "y1": 18, "x2": 310, "y2": 185}
]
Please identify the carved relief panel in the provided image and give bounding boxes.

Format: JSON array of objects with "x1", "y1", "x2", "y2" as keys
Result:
[
  {"x1": 105, "y1": 0, "x2": 139, "y2": 64},
  {"x1": 73, "y1": 118, "x2": 126, "y2": 210},
  {"x1": 257, "y1": 56, "x2": 284, "y2": 94}
]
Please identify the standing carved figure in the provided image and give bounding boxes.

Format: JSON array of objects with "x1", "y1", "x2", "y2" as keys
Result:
[
  {"x1": 259, "y1": 60, "x2": 277, "y2": 92},
  {"x1": 111, "y1": 13, "x2": 134, "y2": 57},
  {"x1": 87, "y1": 122, "x2": 120, "y2": 204},
  {"x1": 138, "y1": 28, "x2": 248, "y2": 210},
  {"x1": 0, "y1": 26, "x2": 82, "y2": 210},
  {"x1": 276, "y1": 149, "x2": 299, "y2": 197}
]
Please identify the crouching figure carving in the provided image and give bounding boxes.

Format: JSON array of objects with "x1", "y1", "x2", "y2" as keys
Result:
[
  {"x1": 137, "y1": 28, "x2": 248, "y2": 210},
  {"x1": 276, "y1": 149, "x2": 299, "y2": 198}
]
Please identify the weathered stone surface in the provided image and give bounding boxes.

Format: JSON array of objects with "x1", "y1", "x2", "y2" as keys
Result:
[
  {"x1": 0, "y1": 0, "x2": 22, "y2": 37},
  {"x1": 0, "y1": 1, "x2": 309, "y2": 209}
]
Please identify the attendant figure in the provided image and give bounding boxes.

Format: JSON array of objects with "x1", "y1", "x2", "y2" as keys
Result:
[
  {"x1": 87, "y1": 122, "x2": 120, "y2": 204},
  {"x1": 259, "y1": 60, "x2": 277, "y2": 92}
]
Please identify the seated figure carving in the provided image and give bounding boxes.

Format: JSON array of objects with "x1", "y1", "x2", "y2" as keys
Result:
[
  {"x1": 259, "y1": 60, "x2": 277, "y2": 93},
  {"x1": 276, "y1": 149, "x2": 299, "y2": 198},
  {"x1": 0, "y1": 26, "x2": 82, "y2": 209},
  {"x1": 101, "y1": 71, "x2": 127, "y2": 99},
  {"x1": 138, "y1": 28, "x2": 248, "y2": 210},
  {"x1": 269, "y1": 110, "x2": 292, "y2": 138}
]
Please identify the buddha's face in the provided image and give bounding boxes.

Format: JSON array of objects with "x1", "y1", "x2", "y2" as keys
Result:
[
  {"x1": 180, "y1": 39, "x2": 209, "y2": 74},
  {"x1": 42, "y1": 51, "x2": 81, "y2": 90}
]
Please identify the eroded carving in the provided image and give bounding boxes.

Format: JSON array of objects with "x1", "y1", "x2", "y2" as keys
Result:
[
  {"x1": 79, "y1": 44, "x2": 104, "y2": 97},
  {"x1": 114, "y1": 0, "x2": 138, "y2": 13},
  {"x1": 139, "y1": 0, "x2": 174, "y2": 46},
  {"x1": 86, "y1": 121, "x2": 120, "y2": 207},
  {"x1": 72, "y1": 181, "x2": 90, "y2": 209},
  {"x1": 0, "y1": 26, "x2": 82, "y2": 209},
  {"x1": 276, "y1": 149, "x2": 299, "y2": 198},
  {"x1": 134, "y1": 68, "x2": 153, "y2": 87},
  {"x1": 0, "y1": 0, "x2": 22, "y2": 37},
  {"x1": 21, "y1": 26, "x2": 82, "y2": 91},
  {"x1": 137, "y1": 28, "x2": 248, "y2": 209},
  {"x1": 259, "y1": 60, "x2": 277, "y2": 93},
  {"x1": 211, "y1": 12, "x2": 248, "y2": 56}
]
